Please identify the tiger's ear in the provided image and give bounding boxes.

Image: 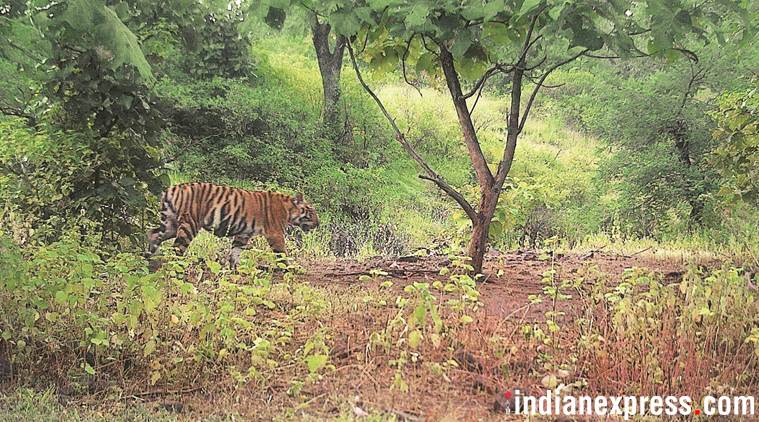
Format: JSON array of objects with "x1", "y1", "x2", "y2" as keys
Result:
[{"x1": 293, "y1": 192, "x2": 304, "y2": 205}]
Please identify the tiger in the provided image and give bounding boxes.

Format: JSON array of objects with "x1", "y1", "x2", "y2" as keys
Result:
[{"x1": 145, "y1": 182, "x2": 319, "y2": 267}]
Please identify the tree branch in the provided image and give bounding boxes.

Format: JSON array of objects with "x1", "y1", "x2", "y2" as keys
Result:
[
  {"x1": 462, "y1": 64, "x2": 504, "y2": 99},
  {"x1": 347, "y1": 42, "x2": 477, "y2": 221},
  {"x1": 519, "y1": 48, "x2": 588, "y2": 131},
  {"x1": 420, "y1": 35, "x2": 439, "y2": 57},
  {"x1": 492, "y1": 8, "x2": 546, "y2": 190},
  {"x1": 439, "y1": 46, "x2": 495, "y2": 190},
  {"x1": 402, "y1": 35, "x2": 422, "y2": 97},
  {"x1": 0, "y1": 105, "x2": 36, "y2": 126},
  {"x1": 516, "y1": 11, "x2": 544, "y2": 65}
]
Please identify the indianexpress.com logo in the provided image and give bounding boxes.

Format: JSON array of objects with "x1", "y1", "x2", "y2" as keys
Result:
[{"x1": 507, "y1": 389, "x2": 755, "y2": 419}]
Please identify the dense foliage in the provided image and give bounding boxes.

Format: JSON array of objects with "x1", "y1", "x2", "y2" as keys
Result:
[{"x1": 0, "y1": 1, "x2": 757, "y2": 419}]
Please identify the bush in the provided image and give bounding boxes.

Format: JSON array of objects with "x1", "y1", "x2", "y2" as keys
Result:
[
  {"x1": 0, "y1": 231, "x2": 333, "y2": 392},
  {"x1": 0, "y1": 119, "x2": 160, "y2": 245},
  {"x1": 578, "y1": 266, "x2": 759, "y2": 396}
]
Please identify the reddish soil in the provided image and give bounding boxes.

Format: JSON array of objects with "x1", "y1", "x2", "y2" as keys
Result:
[
  {"x1": 301, "y1": 249, "x2": 692, "y2": 322},
  {"x1": 106, "y1": 250, "x2": 716, "y2": 420}
]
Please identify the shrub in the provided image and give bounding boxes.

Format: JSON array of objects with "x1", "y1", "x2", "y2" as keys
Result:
[
  {"x1": 0, "y1": 119, "x2": 161, "y2": 245},
  {"x1": 0, "y1": 231, "x2": 332, "y2": 392},
  {"x1": 577, "y1": 266, "x2": 758, "y2": 397}
]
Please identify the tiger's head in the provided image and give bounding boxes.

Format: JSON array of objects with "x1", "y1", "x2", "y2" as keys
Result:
[{"x1": 288, "y1": 193, "x2": 319, "y2": 232}]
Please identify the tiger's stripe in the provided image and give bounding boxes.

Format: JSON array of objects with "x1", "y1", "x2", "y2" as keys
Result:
[{"x1": 146, "y1": 183, "x2": 318, "y2": 267}]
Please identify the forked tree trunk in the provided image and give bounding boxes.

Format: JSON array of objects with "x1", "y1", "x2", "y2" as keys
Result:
[
  {"x1": 347, "y1": 10, "x2": 584, "y2": 276},
  {"x1": 439, "y1": 47, "x2": 525, "y2": 275},
  {"x1": 346, "y1": 22, "x2": 571, "y2": 275},
  {"x1": 311, "y1": 17, "x2": 347, "y2": 133}
]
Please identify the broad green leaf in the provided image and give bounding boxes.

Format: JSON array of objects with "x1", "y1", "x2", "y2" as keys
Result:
[
  {"x1": 54, "y1": 290, "x2": 68, "y2": 304},
  {"x1": 331, "y1": 11, "x2": 361, "y2": 36},
  {"x1": 406, "y1": 3, "x2": 430, "y2": 27},
  {"x1": 517, "y1": 0, "x2": 542, "y2": 17},
  {"x1": 143, "y1": 339, "x2": 156, "y2": 357},
  {"x1": 58, "y1": 0, "x2": 154, "y2": 82},
  {"x1": 408, "y1": 330, "x2": 422, "y2": 349},
  {"x1": 305, "y1": 354, "x2": 329, "y2": 373},
  {"x1": 413, "y1": 303, "x2": 426, "y2": 325},
  {"x1": 450, "y1": 31, "x2": 473, "y2": 59}
]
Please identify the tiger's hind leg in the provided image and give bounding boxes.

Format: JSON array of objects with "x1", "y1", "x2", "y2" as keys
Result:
[{"x1": 228, "y1": 234, "x2": 251, "y2": 270}]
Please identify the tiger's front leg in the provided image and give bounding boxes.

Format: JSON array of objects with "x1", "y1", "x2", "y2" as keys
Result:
[
  {"x1": 265, "y1": 231, "x2": 291, "y2": 271},
  {"x1": 265, "y1": 232, "x2": 286, "y2": 255}
]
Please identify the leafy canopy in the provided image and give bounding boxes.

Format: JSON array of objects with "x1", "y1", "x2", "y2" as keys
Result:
[
  {"x1": 46, "y1": 0, "x2": 155, "y2": 82},
  {"x1": 314, "y1": 0, "x2": 754, "y2": 79}
]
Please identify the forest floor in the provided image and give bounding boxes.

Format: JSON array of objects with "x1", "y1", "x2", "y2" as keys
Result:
[{"x1": 142, "y1": 249, "x2": 712, "y2": 421}]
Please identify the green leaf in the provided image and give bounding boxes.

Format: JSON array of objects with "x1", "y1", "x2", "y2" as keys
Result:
[
  {"x1": 84, "y1": 363, "x2": 95, "y2": 375},
  {"x1": 141, "y1": 284, "x2": 161, "y2": 314},
  {"x1": 517, "y1": 0, "x2": 542, "y2": 17},
  {"x1": 207, "y1": 260, "x2": 222, "y2": 274},
  {"x1": 54, "y1": 290, "x2": 68, "y2": 304},
  {"x1": 482, "y1": 0, "x2": 506, "y2": 21},
  {"x1": 331, "y1": 11, "x2": 361, "y2": 36},
  {"x1": 406, "y1": 3, "x2": 430, "y2": 27},
  {"x1": 450, "y1": 31, "x2": 473, "y2": 59},
  {"x1": 58, "y1": 0, "x2": 155, "y2": 82},
  {"x1": 305, "y1": 354, "x2": 329, "y2": 373},
  {"x1": 408, "y1": 330, "x2": 422, "y2": 349},
  {"x1": 413, "y1": 303, "x2": 426, "y2": 325},
  {"x1": 143, "y1": 339, "x2": 156, "y2": 357}
]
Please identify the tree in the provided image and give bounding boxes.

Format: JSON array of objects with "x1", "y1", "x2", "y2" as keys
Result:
[
  {"x1": 252, "y1": 1, "x2": 351, "y2": 137},
  {"x1": 711, "y1": 86, "x2": 758, "y2": 204},
  {"x1": 326, "y1": 0, "x2": 752, "y2": 274},
  {"x1": 0, "y1": 0, "x2": 167, "y2": 242},
  {"x1": 310, "y1": 14, "x2": 348, "y2": 132}
]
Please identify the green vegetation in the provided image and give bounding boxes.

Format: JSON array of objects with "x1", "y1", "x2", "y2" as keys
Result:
[{"x1": 0, "y1": 0, "x2": 757, "y2": 419}]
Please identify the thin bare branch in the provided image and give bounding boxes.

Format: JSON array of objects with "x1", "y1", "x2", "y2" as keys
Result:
[
  {"x1": 468, "y1": 79, "x2": 486, "y2": 115},
  {"x1": 519, "y1": 48, "x2": 588, "y2": 131},
  {"x1": 583, "y1": 51, "x2": 649, "y2": 59},
  {"x1": 402, "y1": 35, "x2": 422, "y2": 97},
  {"x1": 462, "y1": 65, "x2": 502, "y2": 99},
  {"x1": 516, "y1": 10, "x2": 545, "y2": 65},
  {"x1": 420, "y1": 35, "x2": 439, "y2": 57},
  {"x1": 675, "y1": 62, "x2": 708, "y2": 119},
  {"x1": 525, "y1": 73, "x2": 564, "y2": 88},
  {"x1": 347, "y1": 41, "x2": 477, "y2": 221},
  {"x1": 524, "y1": 54, "x2": 547, "y2": 71}
]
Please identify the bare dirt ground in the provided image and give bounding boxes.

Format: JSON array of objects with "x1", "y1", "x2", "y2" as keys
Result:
[
  {"x1": 217, "y1": 250, "x2": 699, "y2": 421},
  {"x1": 301, "y1": 249, "x2": 692, "y2": 321},
  {"x1": 95, "y1": 250, "x2": 715, "y2": 421}
]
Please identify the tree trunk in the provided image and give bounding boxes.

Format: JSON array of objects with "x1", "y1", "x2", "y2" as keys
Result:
[
  {"x1": 311, "y1": 17, "x2": 346, "y2": 133},
  {"x1": 467, "y1": 218, "x2": 490, "y2": 275},
  {"x1": 467, "y1": 190, "x2": 500, "y2": 274},
  {"x1": 669, "y1": 119, "x2": 704, "y2": 223},
  {"x1": 438, "y1": 47, "x2": 500, "y2": 274}
]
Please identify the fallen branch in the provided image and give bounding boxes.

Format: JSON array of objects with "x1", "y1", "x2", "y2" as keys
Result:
[
  {"x1": 625, "y1": 246, "x2": 653, "y2": 258},
  {"x1": 324, "y1": 268, "x2": 442, "y2": 277},
  {"x1": 131, "y1": 386, "x2": 203, "y2": 398}
]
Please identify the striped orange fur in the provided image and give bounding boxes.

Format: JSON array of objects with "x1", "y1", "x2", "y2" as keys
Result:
[{"x1": 146, "y1": 182, "x2": 318, "y2": 267}]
